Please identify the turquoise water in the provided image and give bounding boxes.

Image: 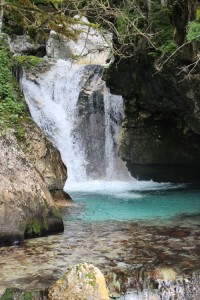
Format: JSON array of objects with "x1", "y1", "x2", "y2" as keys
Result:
[
  {"x1": 65, "y1": 180, "x2": 200, "y2": 222},
  {"x1": 1, "y1": 179, "x2": 200, "y2": 297}
]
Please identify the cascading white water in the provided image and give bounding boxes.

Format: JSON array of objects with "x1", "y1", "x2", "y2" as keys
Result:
[
  {"x1": 22, "y1": 60, "x2": 88, "y2": 182},
  {"x1": 104, "y1": 92, "x2": 122, "y2": 179},
  {"x1": 22, "y1": 59, "x2": 131, "y2": 184}
]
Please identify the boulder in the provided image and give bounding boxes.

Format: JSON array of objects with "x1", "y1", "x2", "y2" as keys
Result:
[
  {"x1": 46, "y1": 16, "x2": 112, "y2": 65},
  {"x1": 0, "y1": 132, "x2": 64, "y2": 246},
  {"x1": 48, "y1": 263, "x2": 110, "y2": 300},
  {"x1": 9, "y1": 35, "x2": 46, "y2": 56}
]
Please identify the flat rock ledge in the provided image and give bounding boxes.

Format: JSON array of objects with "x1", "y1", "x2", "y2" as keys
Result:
[{"x1": 0, "y1": 132, "x2": 64, "y2": 246}]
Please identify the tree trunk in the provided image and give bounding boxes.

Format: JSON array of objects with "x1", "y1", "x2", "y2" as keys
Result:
[
  {"x1": 168, "y1": 0, "x2": 196, "y2": 45},
  {"x1": 0, "y1": 0, "x2": 4, "y2": 34}
]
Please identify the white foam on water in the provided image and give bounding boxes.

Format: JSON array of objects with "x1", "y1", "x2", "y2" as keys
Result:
[{"x1": 64, "y1": 179, "x2": 182, "y2": 194}]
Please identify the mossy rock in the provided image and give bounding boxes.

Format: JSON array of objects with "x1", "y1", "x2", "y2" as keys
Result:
[
  {"x1": 48, "y1": 263, "x2": 110, "y2": 300},
  {"x1": 0, "y1": 289, "x2": 13, "y2": 300},
  {"x1": 25, "y1": 219, "x2": 42, "y2": 237}
]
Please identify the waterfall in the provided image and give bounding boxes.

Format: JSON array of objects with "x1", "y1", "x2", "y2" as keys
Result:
[{"x1": 22, "y1": 59, "x2": 131, "y2": 184}]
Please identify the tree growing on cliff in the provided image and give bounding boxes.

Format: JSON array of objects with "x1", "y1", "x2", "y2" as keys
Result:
[
  {"x1": 1, "y1": 0, "x2": 156, "y2": 57},
  {"x1": 1, "y1": 0, "x2": 199, "y2": 69}
]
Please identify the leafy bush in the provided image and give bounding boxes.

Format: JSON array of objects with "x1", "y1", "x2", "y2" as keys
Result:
[
  {"x1": 0, "y1": 49, "x2": 29, "y2": 137},
  {"x1": 186, "y1": 21, "x2": 200, "y2": 42},
  {"x1": 157, "y1": 40, "x2": 177, "y2": 55},
  {"x1": 13, "y1": 55, "x2": 42, "y2": 70},
  {"x1": 196, "y1": 9, "x2": 200, "y2": 22},
  {"x1": 149, "y1": 2, "x2": 174, "y2": 49}
]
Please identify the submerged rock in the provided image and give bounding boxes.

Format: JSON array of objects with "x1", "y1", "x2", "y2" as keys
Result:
[
  {"x1": 48, "y1": 263, "x2": 110, "y2": 300},
  {"x1": 0, "y1": 132, "x2": 64, "y2": 246}
]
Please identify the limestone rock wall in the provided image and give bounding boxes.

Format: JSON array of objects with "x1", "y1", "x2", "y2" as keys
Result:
[
  {"x1": 19, "y1": 123, "x2": 67, "y2": 192},
  {"x1": 0, "y1": 131, "x2": 64, "y2": 246},
  {"x1": 105, "y1": 55, "x2": 200, "y2": 182},
  {"x1": 46, "y1": 16, "x2": 112, "y2": 65}
]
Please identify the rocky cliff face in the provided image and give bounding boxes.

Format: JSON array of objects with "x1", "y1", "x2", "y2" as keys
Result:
[
  {"x1": 106, "y1": 55, "x2": 200, "y2": 182},
  {"x1": 19, "y1": 123, "x2": 67, "y2": 193},
  {"x1": 46, "y1": 15, "x2": 112, "y2": 65},
  {"x1": 0, "y1": 130, "x2": 64, "y2": 246},
  {"x1": 19, "y1": 122, "x2": 72, "y2": 206}
]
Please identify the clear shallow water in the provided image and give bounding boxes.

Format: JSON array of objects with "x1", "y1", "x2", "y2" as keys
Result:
[
  {"x1": 65, "y1": 180, "x2": 200, "y2": 223},
  {"x1": 1, "y1": 180, "x2": 200, "y2": 299}
]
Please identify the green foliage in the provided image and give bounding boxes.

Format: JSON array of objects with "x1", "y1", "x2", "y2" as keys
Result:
[
  {"x1": 116, "y1": 17, "x2": 126, "y2": 35},
  {"x1": 186, "y1": 21, "x2": 200, "y2": 42},
  {"x1": 196, "y1": 9, "x2": 200, "y2": 22},
  {"x1": 150, "y1": 1, "x2": 176, "y2": 55},
  {"x1": 157, "y1": 40, "x2": 177, "y2": 56},
  {"x1": 3, "y1": 0, "x2": 78, "y2": 41},
  {"x1": 13, "y1": 55, "x2": 42, "y2": 70},
  {"x1": 86, "y1": 273, "x2": 96, "y2": 286},
  {"x1": 0, "y1": 48, "x2": 29, "y2": 137},
  {"x1": 0, "y1": 289, "x2": 13, "y2": 300},
  {"x1": 23, "y1": 292, "x2": 33, "y2": 300},
  {"x1": 25, "y1": 219, "x2": 41, "y2": 236},
  {"x1": 114, "y1": 0, "x2": 143, "y2": 46}
]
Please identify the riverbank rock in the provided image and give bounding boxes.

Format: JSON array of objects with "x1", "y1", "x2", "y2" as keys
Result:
[
  {"x1": 0, "y1": 132, "x2": 64, "y2": 246},
  {"x1": 48, "y1": 263, "x2": 110, "y2": 300},
  {"x1": 18, "y1": 123, "x2": 69, "y2": 205},
  {"x1": 46, "y1": 16, "x2": 112, "y2": 65}
]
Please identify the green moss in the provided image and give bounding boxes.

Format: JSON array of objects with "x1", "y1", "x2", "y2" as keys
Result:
[
  {"x1": 51, "y1": 206, "x2": 62, "y2": 219},
  {"x1": 86, "y1": 273, "x2": 96, "y2": 287},
  {"x1": 13, "y1": 55, "x2": 43, "y2": 70},
  {"x1": 25, "y1": 219, "x2": 41, "y2": 237},
  {"x1": 0, "y1": 289, "x2": 13, "y2": 300},
  {"x1": 43, "y1": 217, "x2": 49, "y2": 231},
  {"x1": 23, "y1": 292, "x2": 33, "y2": 300}
]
